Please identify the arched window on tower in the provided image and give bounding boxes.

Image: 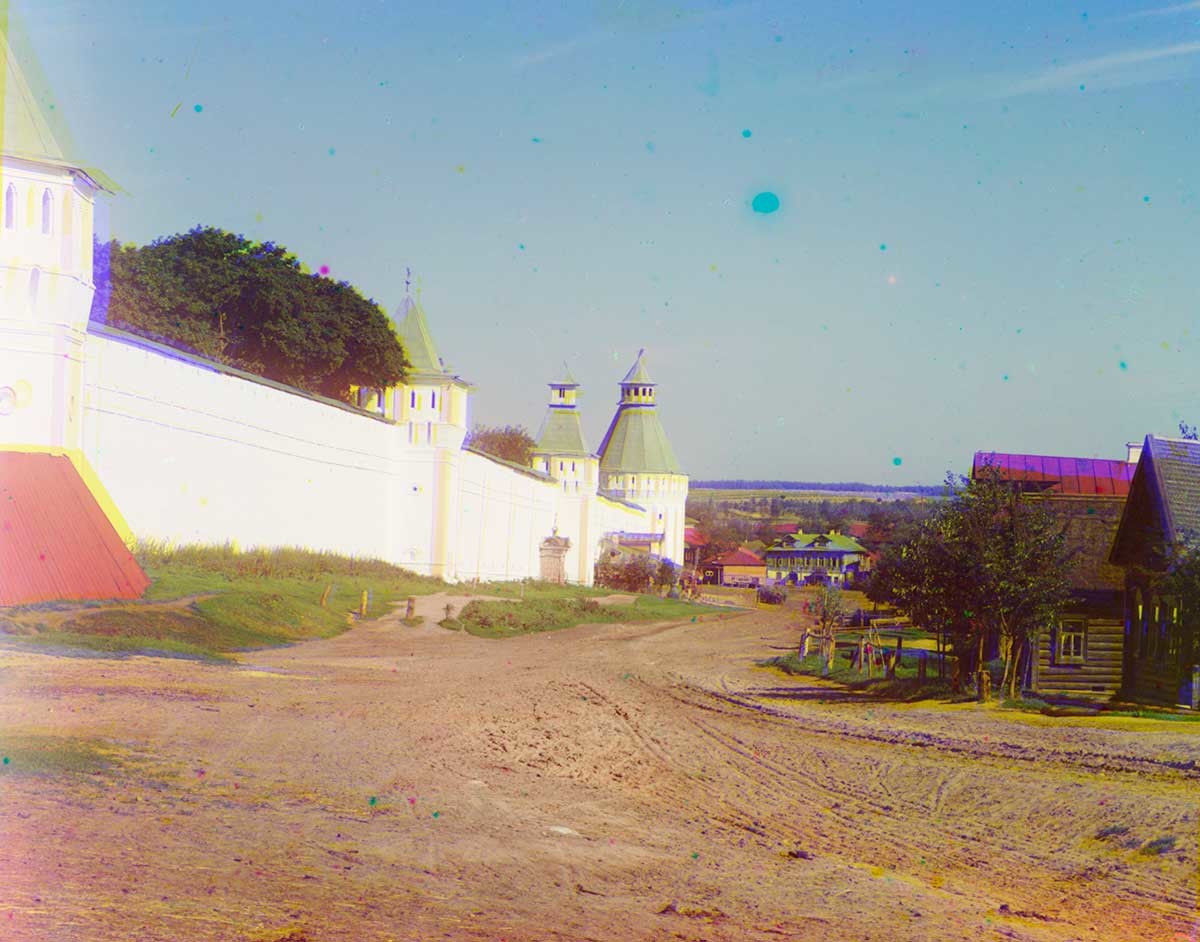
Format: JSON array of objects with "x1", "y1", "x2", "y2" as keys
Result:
[
  {"x1": 3, "y1": 185, "x2": 15, "y2": 230},
  {"x1": 41, "y1": 189, "x2": 53, "y2": 235}
]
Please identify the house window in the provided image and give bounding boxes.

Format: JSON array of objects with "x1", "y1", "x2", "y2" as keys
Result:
[
  {"x1": 571, "y1": 461, "x2": 576, "y2": 472},
  {"x1": 410, "y1": 391, "x2": 416, "y2": 409},
  {"x1": 4, "y1": 185, "x2": 15, "y2": 229},
  {"x1": 1056, "y1": 620, "x2": 1086, "y2": 665},
  {"x1": 431, "y1": 391, "x2": 437, "y2": 409},
  {"x1": 41, "y1": 189, "x2": 52, "y2": 234}
]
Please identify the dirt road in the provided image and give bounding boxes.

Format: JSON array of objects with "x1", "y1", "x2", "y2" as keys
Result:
[{"x1": 1, "y1": 599, "x2": 1197, "y2": 941}]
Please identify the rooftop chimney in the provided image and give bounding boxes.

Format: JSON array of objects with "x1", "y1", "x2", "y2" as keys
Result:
[{"x1": 1125, "y1": 442, "x2": 1143, "y2": 465}]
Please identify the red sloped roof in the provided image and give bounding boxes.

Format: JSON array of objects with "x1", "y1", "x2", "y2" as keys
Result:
[
  {"x1": 771, "y1": 522, "x2": 801, "y2": 534},
  {"x1": 710, "y1": 548, "x2": 765, "y2": 567},
  {"x1": 0, "y1": 452, "x2": 150, "y2": 605},
  {"x1": 684, "y1": 527, "x2": 709, "y2": 547},
  {"x1": 846, "y1": 521, "x2": 870, "y2": 539},
  {"x1": 973, "y1": 451, "x2": 1134, "y2": 497}
]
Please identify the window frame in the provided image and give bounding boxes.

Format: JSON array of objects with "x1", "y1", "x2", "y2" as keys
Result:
[{"x1": 1055, "y1": 618, "x2": 1087, "y2": 666}]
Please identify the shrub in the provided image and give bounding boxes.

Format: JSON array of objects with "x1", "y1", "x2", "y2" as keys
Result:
[{"x1": 757, "y1": 586, "x2": 786, "y2": 605}]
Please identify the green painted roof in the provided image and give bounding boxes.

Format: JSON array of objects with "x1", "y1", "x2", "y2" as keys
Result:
[
  {"x1": 2, "y1": 29, "x2": 63, "y2": 162},
  {"x1": 621, "y1": 349, "x2": 655, "y2": 386},
  {"x1": 553, "y1": 364, "x2": 579, "y2": 387},
  {"x1": 395, "y1": 295, "x2": 444, "y2": 374},
  {"x1": 535, "y1": 407, "x2": 590, "y2": 456},
  {"x1": 597, "y1": 404, "x2": 682, "y2": 474},
  {"x1": 766, "y1": 532, "x2": 868, "y2": 553}
]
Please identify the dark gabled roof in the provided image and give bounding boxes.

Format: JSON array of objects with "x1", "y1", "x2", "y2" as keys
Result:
[
  {"x1": 1109, "y1": 435, "x2": 1200, "y2": 570},
  {"x1": 0, "y1": 452, "x2": 150, "y2": 605},
  {"x1": 973, "y1": 451, "x2": 1134, "y2": 497},
  {"x1": 1146, "y1": 436, "x2": 1200, "y2": 543}
]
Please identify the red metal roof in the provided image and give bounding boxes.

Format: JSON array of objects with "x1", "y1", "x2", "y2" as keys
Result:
[
  {"x1": 0, "y1": 452, "x2": 150, "y2": 605},
  {"x1": 770, "y1": 522, "x2": 801, "y2": 534},
  {"x1": 684, "y1": 527, "x2": 708, "y2": 547},
  {"x1": 710, "y1": 548, "x2": 765, "y2": 567},
  {"x1": 973, "y1": 451, "x2": 1134, "y2": 497}
]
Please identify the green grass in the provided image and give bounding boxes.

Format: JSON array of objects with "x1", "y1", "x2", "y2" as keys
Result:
[
  {"x1": 1138, "y1": 836, "x2": 1177, "y2": 856},
  {"x1": 760, "y1": 648, "x2": 953, "y2": 701},
  {"x1": 0, "y1": 734, "x2": 119, "y2": 777},
  {"x1": 466, "y1": 580, "x2": 613, "y2": 601},
  {"x1": 443, "y1": 594, "x2": 724, "y2": 638},
  {"x1": 1, "y1": 543, "x2": 447, "y2": 659}
]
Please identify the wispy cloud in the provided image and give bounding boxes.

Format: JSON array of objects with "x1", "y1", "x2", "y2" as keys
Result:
[
  {"x1": 988, "y1": 41, "x2": 1200, "y2": 97},
  {"x1": 1117, "y1": 1, "x2": 1200, "y2": 19},
  {"x1": 511, "y1": 1, "x2": 758, "y2": 70}
]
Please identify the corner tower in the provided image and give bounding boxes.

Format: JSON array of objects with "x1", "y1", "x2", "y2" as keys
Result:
[
  {"x1": 596, "y1": 349, "x2": 688, "y2": 566},
  {"x1": 1, "y1": 25, "x2": 113, "y2": 452},
  {"x1": 391, "y1": 282, "x2": 471, "y2": 450},
  {"x1": 531, "y1": 365, "x2": 597, "y2": 495}
]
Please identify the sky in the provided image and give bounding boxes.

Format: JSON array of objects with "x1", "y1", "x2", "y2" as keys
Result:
[{"x1": 9, "y1": 0, "x2": 1200, "y2": 483}]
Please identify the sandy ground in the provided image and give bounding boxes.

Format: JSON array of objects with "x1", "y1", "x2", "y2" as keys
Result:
[{"x1": 0, "y1": 596, "x2": 1197, "y2": 941}]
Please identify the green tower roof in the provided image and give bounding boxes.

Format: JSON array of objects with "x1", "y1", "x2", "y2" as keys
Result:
[
  {"x1": 620, "y1": 349, "x2": 655, "y2": 386},
  {"x1": 535, "y1": 408, "x2": 590, "y2": 456},
  {"x1": 598, "y1": 351, "x2": 681, "y2": 474},
  {"x1": 395, "y1": 294, "x2": 444, "y2": 375},
  {"x1": 2, "y1": 28, "x2": 63, "y2": 162}
]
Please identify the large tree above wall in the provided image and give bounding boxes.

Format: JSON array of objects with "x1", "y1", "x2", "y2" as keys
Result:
[{"x1": 90, "y1": 227, "x2": 410, "y2": 401}]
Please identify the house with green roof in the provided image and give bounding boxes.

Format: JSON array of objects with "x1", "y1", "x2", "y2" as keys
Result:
[{"x1": 764, "y1": 531, "x2": 870, "y2": 588}]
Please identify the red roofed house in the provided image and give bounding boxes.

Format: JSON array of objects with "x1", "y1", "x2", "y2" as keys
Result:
[
  {"x1": 0, "y1": 452, "x2": 149, "y2": 606},
  {"x1": 973, "y1": 448, "x2": 1135, "y2": 701},
  {"x1": 701, "y1": 548, "x2": 766, "y2": 588},
  {"x1": 683, "y1": 526, "x2": 708, "y2": 570}
]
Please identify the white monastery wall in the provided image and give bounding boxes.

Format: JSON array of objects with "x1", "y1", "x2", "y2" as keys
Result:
[{"x1": 80, "y1": 329, "x2": 428, "y2": 564}]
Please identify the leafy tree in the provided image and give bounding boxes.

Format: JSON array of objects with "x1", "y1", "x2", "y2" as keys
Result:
[
  {"x1": 1180, "y1": 421, "x2": 1199, "y2": 441},
  {"x1": 465, "y1": 424, "x2": 536, "y2": 466},
  {"x1": 594, "y1": 553, "x2": 658, "y2": 592},
  {"x1": 871, "y1": 469, "x2": 1074, "y2": 699},
  {"x1": 655, "y1": 558, "x2": 679, "y2": 591},
  {"x1": 812, "y1": 584, "x2": 847, "y2": 675},
  {"x1": 91, "y1": 227, "x2": 409, "y2": 400}
]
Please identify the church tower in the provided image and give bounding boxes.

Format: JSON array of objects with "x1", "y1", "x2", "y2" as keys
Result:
[
  {"x1": 531, "y1": 365, "x2": 598, "y2": 496},
  {"x1": 1, "y1": 26, "x2": 114, "y2": 451},
  {"x1": 596, "y1": 350, "x2": 688, "y2": 566}
]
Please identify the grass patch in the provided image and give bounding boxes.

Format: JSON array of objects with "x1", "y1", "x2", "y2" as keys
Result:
[
  {"x1": 760, "y1": 649, "x2": 953, "y2": 701},
  {"x1": 467, "y1": 580, "x2": 614, "y2": 601},
  {"x1": 1, "y1": 543, "x2": 446, "y2": 659},
  {"x1": 443, "y1": 595, "x2": 723, "y2": 638},
  {"x1": 1095, "y1": 825, "x2": 1130, "y2": 840},
  {"x1": 0, "y1": 734, "x2": 119, "y2": 777},
  {"x1": 1139, "y1": 836, "x2": 1177, "y2": 856}
]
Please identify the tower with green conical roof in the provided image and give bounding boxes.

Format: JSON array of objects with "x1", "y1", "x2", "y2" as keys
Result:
[
  {"x1": 596, "y1": 350, "x2": 688, "y2": 566},
  {"x1": 531, "y1": 364, "x2": 598, "y2": 497},
  {"x1": 383, "y1": 281, "x2": 472, "y2": 452}
]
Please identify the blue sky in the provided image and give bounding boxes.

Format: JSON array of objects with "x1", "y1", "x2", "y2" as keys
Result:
[{"x1": 12, "y1": 0, "x2": 1200, "y2": 482}]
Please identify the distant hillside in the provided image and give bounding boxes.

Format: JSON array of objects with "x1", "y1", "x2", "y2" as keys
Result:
[{"x1": 691, "y1": 480, "x2": 946, "y2": 497}]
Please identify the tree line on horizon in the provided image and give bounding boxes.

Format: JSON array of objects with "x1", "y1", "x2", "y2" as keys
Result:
[{"x1": 691, "y1": 480, "x2": 946, "y2": 496}]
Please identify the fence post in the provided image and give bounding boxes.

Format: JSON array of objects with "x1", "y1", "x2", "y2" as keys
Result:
[
  {"x1": 405, "y1": 597, "x2": 416, "y2": 619},
  {"x1": 359, "y1": 590, "x2": 369, "y2": 617}
]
